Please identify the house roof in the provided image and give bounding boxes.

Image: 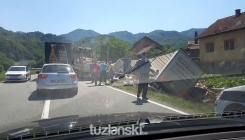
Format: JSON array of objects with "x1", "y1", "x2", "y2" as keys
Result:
[
  {"x1": 188, "y1": 45, "x2": 199, "y2": 50},
  {"x1": 129, "y1": 36, "x2": 163, "y2": 51},
  {"x1": 136, "y1": 45, "x2": 155, "y2": 55},
  {"x1": 197, "y1": 10, "x2": 245, "y2": 39}
]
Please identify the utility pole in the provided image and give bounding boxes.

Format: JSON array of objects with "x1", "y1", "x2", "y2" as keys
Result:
[
  {"x1": 100, "y1": 45, "x2": 102, "y2": 61},
  {"x1": 107, "y1": 43, "x2": 109, "y2": 63}
]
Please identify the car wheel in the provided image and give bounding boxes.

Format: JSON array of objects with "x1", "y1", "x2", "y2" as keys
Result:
[
  {"x1": 25, "y1": 76, "x2": 28, "y2": 82},
  {"x1": 73, "y1": 87, "x2": 78, "y2": 95}
]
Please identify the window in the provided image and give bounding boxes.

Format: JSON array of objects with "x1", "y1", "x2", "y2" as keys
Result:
[
  {"x1": 8, "y1": 67, "x2": 26, "y2": 71},
  {"x1": 220, "y1": 91, "x2": 245, "y2": 103},
  {"x1": 206, "y1": 43, "x2": 214, "y2": 52},
  {"x1": 42, "y1": 65, "x2": 74, "y2": 73},
  {"x1": 224, "y1": 40, "x2": 234, "y2": 50}
]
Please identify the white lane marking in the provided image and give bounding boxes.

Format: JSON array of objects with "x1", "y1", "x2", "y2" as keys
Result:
[
  {"x1": 106, "y1": 86, "x2": 189, "y2": 115},
  {"x1": 41, "y1": 100, "x2": 50, "y2": 119}
]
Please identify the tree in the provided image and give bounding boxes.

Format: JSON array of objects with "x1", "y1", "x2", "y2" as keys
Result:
[
  {"x1": 27, "y1": 60, "x2": 36, "y2": 68},
  {"x1": 0, "y1": 64, "x2": 3, "y2": 73},
  {"x1": 107, "y1": 37, "x2": 131, "y2": 62},
  {"x1": 0, "y1": 52, "x2": 14, "y2": 70},
  {"x1": 34, "y1": 57, "x2": 44, "y2": 68}
]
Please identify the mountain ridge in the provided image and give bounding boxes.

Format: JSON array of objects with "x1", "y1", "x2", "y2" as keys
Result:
[{"x1": 61, "y1": 28, "x2": 206, "y2": 47}]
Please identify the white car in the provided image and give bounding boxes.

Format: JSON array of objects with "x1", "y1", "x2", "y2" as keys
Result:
[
  {"x1": 4, "y1": 66, "x2": 31, "y2": 82},
  {"x1": 215, "y1": 85, "x2": 245, "y2": 113}
]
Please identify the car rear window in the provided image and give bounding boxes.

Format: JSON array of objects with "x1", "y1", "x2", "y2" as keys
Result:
[
  {"x1": 42, "y1": 65, "x2": 74, "y2": 73},
  {"x1": 220, "y1": 91, "x2": 245, "y2": 103}
]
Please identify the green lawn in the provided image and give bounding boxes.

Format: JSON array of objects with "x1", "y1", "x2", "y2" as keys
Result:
[{"x1": 110, "y1": 82, "x2": 214, "y2": 114}]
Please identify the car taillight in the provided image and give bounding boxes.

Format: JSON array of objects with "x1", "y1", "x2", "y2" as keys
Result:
[
  {"x1": 38, "y1": 74, "x2": 48, "y2": 79},
  {"x1": 70, "y1": 74, "x2": 77, "y2": 78}
]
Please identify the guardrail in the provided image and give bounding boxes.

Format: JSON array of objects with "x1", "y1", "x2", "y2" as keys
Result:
[{"x1": 31, "y1": 68, "x2": 41, "y2": 70}]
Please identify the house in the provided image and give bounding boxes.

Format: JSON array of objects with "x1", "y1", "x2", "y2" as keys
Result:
[
  {"x1": 185, "y1": 32, "x2": 200, "y2": 64},
  {"x1": 185, "y1": 44, "x2": 200, "y2": 64},
  {"x1": 129, "y1": 36, "x2": 163, "y2": 56},
  {"x1": 196, "y1": 9, "x2": 245, "y2": 75}
]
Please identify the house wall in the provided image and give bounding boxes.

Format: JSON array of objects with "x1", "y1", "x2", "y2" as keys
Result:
[
  {"x1": 199, "y1": 29, "x2": 245, "y2": 75},
  {"x1": 189, "y1": 49, "x2": 199, "y2": 58}
]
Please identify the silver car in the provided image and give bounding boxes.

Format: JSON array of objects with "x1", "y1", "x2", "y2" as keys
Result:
[
  {"x1": 36, "y1": 63, "x2": 78, "y2": 96},
  {"x1": 215, "y1": 86, "x2": 245, "y2": 113}
]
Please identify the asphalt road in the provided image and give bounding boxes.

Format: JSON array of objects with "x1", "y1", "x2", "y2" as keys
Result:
[{"x1": 0, "y1": 74, "x2": 187, "y2": 132}]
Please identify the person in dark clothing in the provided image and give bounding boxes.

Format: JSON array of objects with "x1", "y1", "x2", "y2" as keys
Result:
[{"x1": 132, "y1": 51, "x2": 151, "y2": 99}]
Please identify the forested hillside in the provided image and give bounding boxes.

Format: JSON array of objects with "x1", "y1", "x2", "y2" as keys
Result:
[
  {"x1": 0, "y1": 27, "x2": 70, "y2": 70},
  {"x1": 0, "y1": 26, "x2": 205, "y2": 71}
]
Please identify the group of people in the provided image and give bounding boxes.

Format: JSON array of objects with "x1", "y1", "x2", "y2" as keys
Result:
[
  {"x1": 89, "y1": 51, "x2": 152, "y2": 99},
  {"x1": 90, "y1": 60, "x2": 114, "y2": 86}
]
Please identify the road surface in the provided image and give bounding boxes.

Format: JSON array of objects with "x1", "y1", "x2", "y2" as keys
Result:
[{"x1": 0, "y1": 75, "x2": 187, "y2": 132}]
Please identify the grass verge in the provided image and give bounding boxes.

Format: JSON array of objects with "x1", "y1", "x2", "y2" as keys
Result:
[
  {"x1": 31, "y1": 70, "x2": 40, "y2": 75},
  {"x1": 111, "y1": 82, "x2": 214, "y2": 114},
  {"x1": 0, "y1": 71, "x2": 5, "y2": 82}
]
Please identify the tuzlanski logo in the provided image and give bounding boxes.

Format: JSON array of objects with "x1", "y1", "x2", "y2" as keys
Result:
[{"x1": 90, "y1": 124, "x2": 147, "y2": 135}]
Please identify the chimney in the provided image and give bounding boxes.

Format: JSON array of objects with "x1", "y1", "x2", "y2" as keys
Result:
[
  {"x1": 194, "y1": 31, "x2": 198, "y2": 44},
  {"x1": 235, "y1": 9, "x2": 241, "y2": 17}
]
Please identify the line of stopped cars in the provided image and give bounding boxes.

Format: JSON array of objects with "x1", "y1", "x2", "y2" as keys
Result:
[{"x1": 4, "y1": 63, "x2": 78, "y2": 97}]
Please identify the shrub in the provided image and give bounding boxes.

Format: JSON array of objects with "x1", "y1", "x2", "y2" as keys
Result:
[{"x1": 0, "y1": 64, "x2": 3, "y2": 73}]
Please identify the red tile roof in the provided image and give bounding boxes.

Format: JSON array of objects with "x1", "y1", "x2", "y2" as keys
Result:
[{"x1": 197, "y1": 11, "x2": 245, "y2": 39}]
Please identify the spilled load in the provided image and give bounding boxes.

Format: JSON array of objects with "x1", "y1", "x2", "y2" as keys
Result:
[{"x1": 149, "y1": 48, "x2": 204, "y2": 97}]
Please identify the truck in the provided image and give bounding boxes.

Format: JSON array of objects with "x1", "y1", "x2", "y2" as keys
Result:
[
  {"x1": 113, "y1": 58, "x2": 132, "y2": 77},
  {"x1": 72, "y1": 47, "x2": 93, "y2": 80},
  {"x1": 117, "y1": 48, "x2": 204, "y2": 97},
  {"x1": 44, "y1": 42, "x2": 72, "y2": 64},
  {"x1": 150, "y1": 48, "x2": 204, "y2": 97},
  {"x1": 44, "y1": 42, "x2": 93, "y2": 80}
]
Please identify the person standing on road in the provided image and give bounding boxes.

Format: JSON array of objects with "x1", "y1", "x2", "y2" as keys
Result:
[
  {"x1": 107, "y1": 61, "x2": 114, "y2": 83},
  {"x1": 98, "y1": 61, "x2": 108, "y2": 86},
  {"x1": 90, "y1": 60, "x2": 94, "y2": 83},
  {"x1": 132, "y1": 51, "x2": 151, "y2": 99},
  {"x1": 91, "y1": 59, "x2": 100, "y2": 86}
]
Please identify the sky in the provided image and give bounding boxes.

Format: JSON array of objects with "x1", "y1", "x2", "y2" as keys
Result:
[{"x1": 0, "y1": 0, "x2": 244, "y2": 35}]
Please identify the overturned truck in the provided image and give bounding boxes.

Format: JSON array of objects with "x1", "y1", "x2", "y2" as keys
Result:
[
  {"x1": 150, "y1": 49, "x2": 204, "y2": 97},
  {"x1": 116, "y1": 48, "x2": 204, "y2": 98}
]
